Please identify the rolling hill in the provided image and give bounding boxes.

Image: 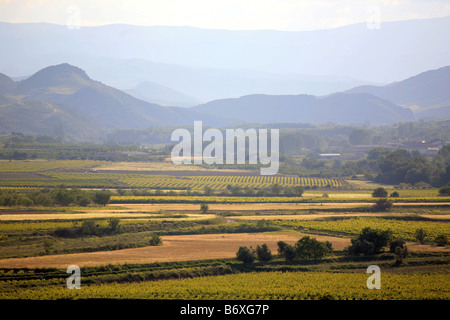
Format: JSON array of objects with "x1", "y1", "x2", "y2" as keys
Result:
[
  {"x1": 0, "y1": 63, "x2": 240, "y2": 139},
  {"x1": 345, "y1": 65, "x2": 450, "y2": 119},
  {"x1": 191, "y1": 92, "x2": 415, "y2": 125}
]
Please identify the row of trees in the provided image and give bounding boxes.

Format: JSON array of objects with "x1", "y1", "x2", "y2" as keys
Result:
[
  {"x1": 0, "y1": 188, "x2": 112, "y2": 207},
  {"x1": 204, "y1": 184, "x2": 305, "y2": 197},
  {"x1": 236, "y1": 236, "x2": 333, "y2": 264},
  {"x1": 372, "y1": 146, "x2": 450, "y2": 187},
  {"x1": 236, "y1": 228, "x2": 448, "y2": 266}
]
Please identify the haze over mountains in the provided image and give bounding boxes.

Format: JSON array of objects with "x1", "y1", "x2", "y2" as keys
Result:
[
  {"x1": 0, "y1": 62, "x2": 448, "y2": 140},
  {"x1": 1, "y1": 16, "x2": 449, "y2": 101},
  {"x1": 0, "y1": 64, "x2": 238, "y2": 139},
  {"x1": 0, "y1": 16, "x2": 449, "y2": 140}
]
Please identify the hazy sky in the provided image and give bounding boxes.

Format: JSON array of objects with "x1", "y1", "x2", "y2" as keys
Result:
[{"x1": 1, "y1": 0, "x2": 450, "y2": 31}]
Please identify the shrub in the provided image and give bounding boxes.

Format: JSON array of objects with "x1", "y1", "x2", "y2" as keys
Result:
[
  {"x1": 236, "y1": 246, "x2": 255, "y2": 263},
  {"x1": 394, "y1": 245, "x2": 409, "y2": 265},
  {"x1": 149, "y1": 234, "x2": 162, "y2": 246},
  {"x1": 373, "y1": 198, "x2": 393, "y2": 211},
  {"x1": 200, "y1": 203, "x2": 209, "y2": 214},
  {"x1": 435, "y1": 234, "x2": 448, "y2": 246},
  {"x1": 54, "y1": 227, "x2": 77, "y2": 238},
  {"x1": 108, "y1": 217, "x2": 121, "y2": 233},
  {"x1": 79, "y1": 220, "x2": 99, "y2": 236},
  {"x1": 438, "y1": 186, "x2": 450, "y2": 196}
]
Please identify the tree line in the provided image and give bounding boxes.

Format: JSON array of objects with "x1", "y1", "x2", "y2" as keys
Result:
[{"x1": 0, "y1": 188, "x2": 112, "y2": 207}]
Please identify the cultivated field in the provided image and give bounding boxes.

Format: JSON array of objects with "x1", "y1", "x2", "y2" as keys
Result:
[{"x1": 0, "y1": 159, "x2": 448, "y2": 301}]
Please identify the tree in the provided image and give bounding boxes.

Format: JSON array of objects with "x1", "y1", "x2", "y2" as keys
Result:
[
  {"x1": 256, "y1": 243, "x2": 272, "y2": 262},
  {"x1": 389, "y1": 238, "x2": 408, "y2": 265},
  {"x1": 77, "y1": 195, "x2": 91, "y2": 207},
  {"x1": 93, "y1": 190, "x2": 111, "y2": 206},
  {"x1": 54, "y1": 189, "x2": 76, "y2": 206},
  {"x1": 203, "y1": 186, "x2": 213, "y2": 196},
  {"x1": 389, "y1": 191, "x2": 400, "y2": 198},
  {"x1": 292, "y1": 186, "x2": 305, "y2": 197},
  {"x1": 349, "y1": 128, "x2": 372, "y2": 146},
  {"x1": 236, "y1": 246, "x2": 255, "y2": 263},
  {"x1": 389, "y1": 239, "x2": 406, "y2": 253},
  {"x1": 277, "y1": 241, "x2": 296, "y2": 261},
  {"x1": 373, "y1": 198, "x2": 393, "y2": 211},
  {"x1": 347, "y1": 227, "x2": 392, "y2": 255},
  {"x1": 348, "y1": 239, "x2": 375, "y2": 255},
  {"x1": 372, "y1": 187, "x2": 388, "y2": 198},
  {"x1": 200, "y1": 203, "x2": 209, "y2": 214},
  {"x1": 277, "y1": 241, "x2": 288, "y2": 255},
  {"x1": 414, "y1": 228, "x2": 427, "y2": 244},
  {"x1": 283, "y1": 244, "x2": 297, "y2": 262},
  {"x1": 270, "y1": 183, "x2": 282, "y2": 196},
  {"x1": 295, "y1": 236, "x2": 329, "y2": 260},
  {"x1": 34, "y1": 193, "x2": 53, "y2": 206},
  {"x1": 230, "y1": 185, "x2": 242, "y2": 196}
]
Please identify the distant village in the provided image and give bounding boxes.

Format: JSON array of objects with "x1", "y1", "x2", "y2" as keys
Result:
[{"x1": 321, "y1": 138, "x2": 448, "y2": 160}]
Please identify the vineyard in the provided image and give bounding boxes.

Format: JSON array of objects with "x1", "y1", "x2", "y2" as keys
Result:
[
  {"x1": 0, "y1": 160, "x2": 345, "y2": 190},
  {"x1": 0, "y1": 159, "x2": 449, "y2": 302},
  {"x1": 274, "y1": 217, "x2": 450, "y2": 241},
  {"x1": 0, "y1": 271, "x2": 448, "y2": 300},
  {"x1": 116, "y1": 175, "x2": 344, "y2": 190}
]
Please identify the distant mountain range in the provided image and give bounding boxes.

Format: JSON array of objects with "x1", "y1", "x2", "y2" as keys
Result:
[
  {"x1": 0, "y1": 63, "x2": 448, "y2": 140},
  {"x1": 125, "y1": 81, "x2": 201, "y2": 107},
  {"x1": 192, "y1": 65, "x2": 450, "y2": 124},
  {"x1": 345, "y1": 65, "x2": 450, "y2": 120},
  {"x1": 191, "y1": 92, "x2": 414, "y2": 125},
  {"x1": 0, "y1": 64, "x2": 239, "y2": 139},
  {"x1": 1, "y1": 16, "x2": 449, "y2": 101}
]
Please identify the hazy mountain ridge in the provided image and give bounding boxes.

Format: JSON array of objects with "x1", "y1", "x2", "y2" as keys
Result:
[
  {"x1": 192, "y1": 92, "x2": 415, "y2": 125},
  {"x1": 0, "y1": 64, "x2": 240, "y2": 139},
  {"x1": 0, "y1": 61, "x2": 447, "y2": 140},
  {"x1": 1, "y1": 16, "x2": 449, "y2": 102},
  {"x1": 346, "y1": 66, "x2": 450, "y2": 109},
  {"x1": 125, "y1": 81, "x2": 202, "y2": 107}
]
